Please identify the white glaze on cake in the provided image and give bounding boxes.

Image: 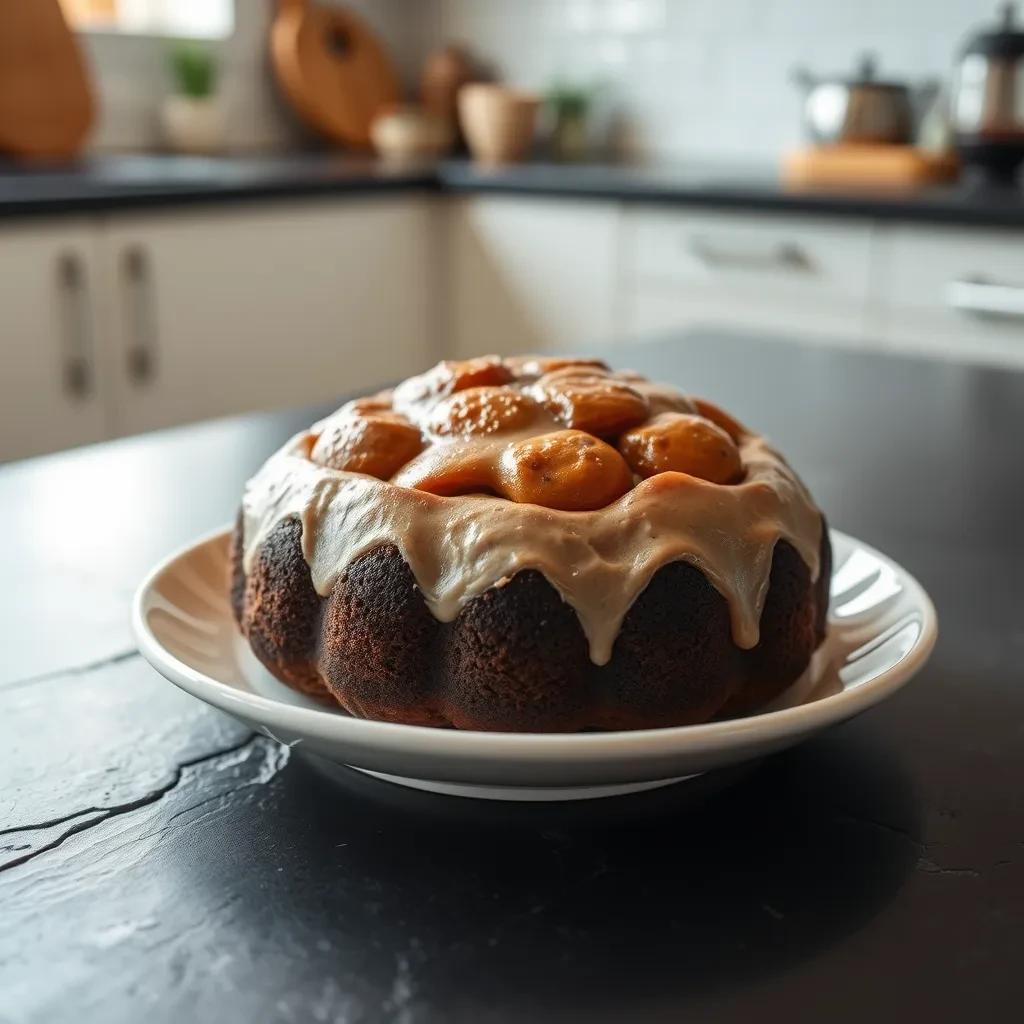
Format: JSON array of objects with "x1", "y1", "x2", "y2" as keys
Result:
[{"x1": 241, "y1": 425, "x2": 823, "y2": 666}]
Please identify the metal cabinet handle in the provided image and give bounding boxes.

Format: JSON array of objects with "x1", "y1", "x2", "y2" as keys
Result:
[
  {"x1": 56, "y1": 251, "x2": 94, "y2": 400},
  {"x1": 687, "y1": 236, "x2": 814, "y2": 273},
  {"x1": 947, "y1": 276, "x2": 1024, "y2": 321},
  {"x1": 121, "y1": 244, "x2": 158, "y2": 386}
]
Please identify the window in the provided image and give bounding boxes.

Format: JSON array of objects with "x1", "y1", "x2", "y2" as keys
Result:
[{"x1": 60, "y1": 0, "x2": 234, "y2": 39}]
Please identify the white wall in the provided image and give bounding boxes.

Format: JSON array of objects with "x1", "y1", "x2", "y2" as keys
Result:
[
  {"x1": 427, "y1": 0, "x2": 986, "y2": 161},
  {"x1": 81, "y1": 0, "x2": 987, "y2": 161},
  {"x1": 82, "y1": 0, "x2": 428, "y2": 152}
]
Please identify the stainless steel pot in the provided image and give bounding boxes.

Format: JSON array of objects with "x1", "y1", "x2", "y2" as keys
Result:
[
  {"x1": 952, "y1": 3, "x2": 1024, "y2": 180},
  {"x1": 792, "y1": 54, "x2": 935, "y2": 146}
]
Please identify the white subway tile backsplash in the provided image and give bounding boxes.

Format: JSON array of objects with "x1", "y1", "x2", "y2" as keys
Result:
[
  {"x1": 82, "y1": 0, "x2": 989, "y2": 160},
  {"x1": 436, "y1": 0, "x2": 987, "y2": 160},
  {"x1": 603, "y1": 0, "x2": 667, "y2": 35},
  {"x1": 562, "y1": 0, "x2": 597, "y2": 34}
]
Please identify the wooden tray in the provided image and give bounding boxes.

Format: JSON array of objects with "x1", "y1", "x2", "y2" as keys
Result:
[{"x1": 783, "y1": 145, "x2": 960, "y2": 188}]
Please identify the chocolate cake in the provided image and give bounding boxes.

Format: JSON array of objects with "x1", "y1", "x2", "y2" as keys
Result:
[{"x1": 232, "y1": 356, "x2": 831, "y2": 732}]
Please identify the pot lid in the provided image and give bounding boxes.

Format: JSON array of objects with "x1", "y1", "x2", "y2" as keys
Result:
[
  {"x1": 824, "y1": 54, "x2": 909, "y2": 92},
  {"x1": 961, "y1": 3, "x2": 1024, "y2": 60}
]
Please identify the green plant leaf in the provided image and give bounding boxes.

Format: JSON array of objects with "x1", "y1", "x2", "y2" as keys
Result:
[{"x1": 168, "y1": 41, "x2": 217, "y2": 99}]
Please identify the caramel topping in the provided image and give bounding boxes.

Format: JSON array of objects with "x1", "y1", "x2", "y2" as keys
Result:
[
  {"x1": 391, "y1": 443, "x2": 498, "y2": 497},
  {"x1": 529, "y1": 376, "x2": 650, "y2": 437},
  {"x1": 344, "y1": 392, "x2": 395, "y2": 415},
  {"x1": 243, "y1": 355, "x2": 823, "y2": 665},
  {"x1": 311, "y1": 409, "x2": 423, "y2": 479},
  {"x1": 634, "y1": 382, "x2": 699, "y2": 417},
  {"x1": 426, "y1": 386, "x2": 550, "y2": 439},
  {"x1": 393, "y1": 356, "x2": 512, "y2": 417},
  {"x1": 498, "y1": 430, "x2": 634, "y2": 511},
  {"x1": 505, "y1": 355, "x2": 610, "y2": 381},
  {"x1": 693, "y1": 398, "x2": 747, "y2": 443},
  {"x1": 619, "y1": 412, "x2": 743, "y2": 484}
]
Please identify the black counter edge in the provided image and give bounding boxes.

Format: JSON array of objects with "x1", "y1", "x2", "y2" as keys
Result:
[{"x1": 1, "y1": 163, "x2": 1022, "y2": 229}]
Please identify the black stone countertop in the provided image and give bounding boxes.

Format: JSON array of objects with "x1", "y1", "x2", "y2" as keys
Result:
[
  {"x1": 0, "y1": 332, "x2": 1021, "y2": 1023},
  {"x1": 0, "y1": 154, "x2": 436, "y2": 217},
  {"x1": 1, "y1": 152, "x2": 1024, "y2": 227},
  {"x1": 439, "y1": 159, "x2": 1024, "y2": 228}
]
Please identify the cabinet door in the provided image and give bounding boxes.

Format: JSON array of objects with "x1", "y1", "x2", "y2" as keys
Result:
[
  {"x1": 100, "y1": 197, "x2": 438, "y2": 436},
  {"x1": 622, "y1": 208, "x2": 873, "y2": 345},
  {"x1": 0, "y1": 221, "x2": 108, "y2": 462},
  {"x1": 870, "y1": 225, "x2": 1024, "y2": 367},
  {"x1": 448, "y1": 197, "x2": 620, "y2": 358}
]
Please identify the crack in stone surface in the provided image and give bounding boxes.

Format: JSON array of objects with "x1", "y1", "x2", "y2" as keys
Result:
[
  {"x1": 0, "y1": 734, "x2": 259, "y2": 872},
  {"x1": 916, "y1": 859, "x2": 981, "y2": 879},
  {"x1": 833, "y1": 810, "x2": 988, "y2": 878},
  {"x1": 0, "y1": 807, "x2": 118, "y2": 838},
  {"x1": 144, "y1": 743, "x2": 292, "y2": 840},
  {"x1": 831, "y1": 811, "x2": 926, "y2": 851},
  {"x1": 0, "y1": 649, "x2": 140, "y2": 694}
]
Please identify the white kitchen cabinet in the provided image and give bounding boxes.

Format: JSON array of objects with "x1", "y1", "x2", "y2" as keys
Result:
[
  {"x1": 98, "y1": 197, "x2": 439, "y2": 436},
  {"x1": 0, "y1": 221, "x2": 108, "y2": 462},
  {"x1": 870, "y1": 226, "x2": 1024, "y2": 367},
  {"x1": 5, "y1": 189, "x2": 1024, "y2": 467},
  {"x1": 448, "y1": 197, "x2": 621, "y2": 357},
  {"x1": 621, "y1": 208, "x2": 874, "y2": 345}
]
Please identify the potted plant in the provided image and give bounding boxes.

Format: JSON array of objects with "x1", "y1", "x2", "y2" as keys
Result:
[
  {"x1": 545, "y1": 80, "x2": 601, "y2": 162},
  {"x1": 161, "y1": 42, "x2": 224, "y2": 154}
]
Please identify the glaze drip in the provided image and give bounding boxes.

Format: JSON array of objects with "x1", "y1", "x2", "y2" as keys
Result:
[{"x1": 241, "y1": 427, "x2": 822, "y2": 665}]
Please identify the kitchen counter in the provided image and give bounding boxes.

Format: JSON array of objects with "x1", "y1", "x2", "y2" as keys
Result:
[
  {"x1": 440, "y1": 159, "x2": 1024, "y2": 228},
  {"x1": 1, "y1": 332, "x2": 1020, "y2": 1023},
  {"x1": 0, "y1": 154, "x2": 436, "y2": 217},
  {"x1": 1, "y1": 153, "x2": 1023, "y2": 227}
]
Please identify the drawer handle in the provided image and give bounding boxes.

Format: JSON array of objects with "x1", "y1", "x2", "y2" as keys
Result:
[
  {"x1": 947, "y1": 276, "x2": 1024, "y2": 320},
  {"x1": 687, "y1": 237, "x2": 814, "y2": 273},
  {"x1": 56, "y1": 250, "x2": 94, "y2": 400},
  {"x1": 121, "y1": 245, "x2": 158, "y2": 386}
]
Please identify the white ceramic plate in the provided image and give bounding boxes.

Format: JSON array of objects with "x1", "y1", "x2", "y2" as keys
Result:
[{"x1": 133, "y1": 527, "x2": 937, "y2": 801}]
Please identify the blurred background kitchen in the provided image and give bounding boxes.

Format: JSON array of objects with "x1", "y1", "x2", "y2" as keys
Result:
[{"x1": 2, "y1": 0, "x2": 1021, "y2": 462}]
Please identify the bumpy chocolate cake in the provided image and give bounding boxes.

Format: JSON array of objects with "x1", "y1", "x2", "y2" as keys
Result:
[{"x1": 232, "y1": 355, "x2": 831, "y2": 732}]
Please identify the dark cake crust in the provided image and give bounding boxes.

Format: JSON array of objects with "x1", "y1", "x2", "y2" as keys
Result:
[
  {"x1": 232, "y1": 515, "x2": 832, "y2": 731},
  {"x1": 233, "y1": 516, "x2": 329, "y2": 700}
]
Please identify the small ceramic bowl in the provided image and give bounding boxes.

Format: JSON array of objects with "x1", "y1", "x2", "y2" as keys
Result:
[{"x1": 370, "y1": 105, "x2": 452, "y2": 162}]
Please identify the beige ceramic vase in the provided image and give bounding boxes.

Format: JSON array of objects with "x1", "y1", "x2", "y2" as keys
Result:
[{"x1": 458, "y1": 84, "x2": 540, "y2": 164}]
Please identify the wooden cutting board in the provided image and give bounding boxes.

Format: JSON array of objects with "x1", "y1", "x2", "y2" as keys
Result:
[
  {"x1": 783, "y1": 145, "x2": 960, "y2": 188},
  {"x1": 271, "y1": 0, "x2": 400, "y2": 149},
  {"x1": 0, "y1": 0, "x2": 94, "y2": 160}
]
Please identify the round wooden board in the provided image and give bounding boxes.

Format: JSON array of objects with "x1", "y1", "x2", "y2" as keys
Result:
[{"x1": 271, "y1": 0, "x2": 401, "y2": 149}]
